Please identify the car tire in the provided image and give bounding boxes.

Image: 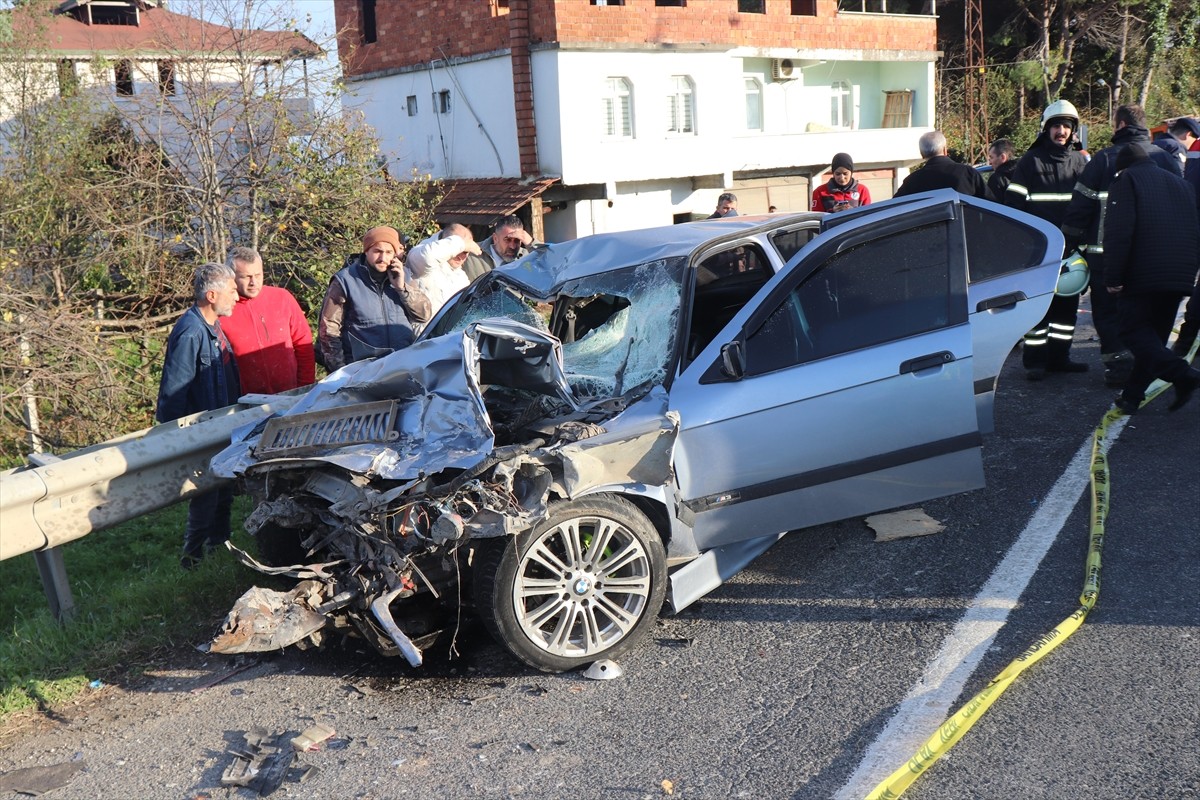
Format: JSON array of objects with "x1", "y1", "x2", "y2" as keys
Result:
[{"x1": 472, "y1": 494, "x2": 667, "y2": 673}]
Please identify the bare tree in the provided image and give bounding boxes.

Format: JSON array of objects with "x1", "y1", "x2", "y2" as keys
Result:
[
  {"x1": 1008, "y1": 0, "x2": 1123, "y2": 104},
  {"x1": 0, "y1": 1, "x2": 440, "y2": 459}
]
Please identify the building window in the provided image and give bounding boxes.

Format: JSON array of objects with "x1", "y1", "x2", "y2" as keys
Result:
[
  {"x1": 738, "y1": 0, "x2": 766, "y2": 12},
  {"x1": 590, "y1": 0, "x2": 625, "y2": 5},
  {"x1": 360, "y1": 0, "x2": 377, "y2": 44},
  {"x1": 744, "y1": 77, "x2": 763, "y2": 131},
  {"x1": 667, "y1": 75, "x2": 695, "y2": 134},
  {"x1": 157, "y1": 61, "x2": 175, "y2": 96},
  {"x1": 90, "y1": 5, "x2": 139, "y2": 25},
  {"x1": 603, "y1": 77, "x2": 633, "y2": 138},
  {"x1": 656, "y1": 0, "x2": 687, "y2": 5},
  {"x1": 831, "y1": 81, "x2": 852, "y2": 128},
  {"x1": 407, "y1": 95, "x2": 418, "y2": 116},
  {"x1": 492, "y1": 0, "x2": 510, "y2": 14},
  {"x1": 434, "y1": 90, "x2": 451, "y2": 113},
  {"x1": 57, "y1": 59, "x2": 79, "y2": 98},
  {"x1": 791, "y1": 0, "x2": 817, "y2": 13},
  {"x1": 114, "y1": 60, "x2": 134, "y2": 96},
  {"x1": 838, "y1": 0, "x2": 936, "y2": 13}
]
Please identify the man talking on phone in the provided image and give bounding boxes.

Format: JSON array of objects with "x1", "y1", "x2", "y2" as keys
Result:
[{"x1": 317, "y1": 225, "x2": 432, "y2": 371}]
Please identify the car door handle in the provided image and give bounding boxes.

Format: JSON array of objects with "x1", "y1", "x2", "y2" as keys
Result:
[
  {"x1": 976, "y1": 291, "x2": 1027, "y2": 312},
  {"x1": 900, "y1": 351, "x2": 955, "y2": 374}
]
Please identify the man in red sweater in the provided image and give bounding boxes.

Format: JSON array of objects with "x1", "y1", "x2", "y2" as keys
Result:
[{"x1": 222, "y1": 247, "x2": 316, "y2": 395}]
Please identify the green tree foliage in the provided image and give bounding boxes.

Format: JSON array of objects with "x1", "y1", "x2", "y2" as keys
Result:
[{"x1": 937, "y1": 0, "x2": 1199, "y2": 158}]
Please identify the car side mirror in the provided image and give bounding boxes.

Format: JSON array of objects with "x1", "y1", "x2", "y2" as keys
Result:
[{"x1": 720, "y1": 340, "x2": 745, "y2": 380}]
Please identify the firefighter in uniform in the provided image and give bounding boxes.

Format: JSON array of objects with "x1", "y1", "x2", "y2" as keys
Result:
[
  {"x1": 1061, "y1": 104, "x2": 1160, "y2": 387},
  {"x1": 1005, "y1": 99, "x2": 1090, "y2": 380}
]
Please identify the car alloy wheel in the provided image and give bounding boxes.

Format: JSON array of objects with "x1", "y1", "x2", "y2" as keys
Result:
[{"x1": 473, "y1": 494, "x2": 667, "y2": 673}]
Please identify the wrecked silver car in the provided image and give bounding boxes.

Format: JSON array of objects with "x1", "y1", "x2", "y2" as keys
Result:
[{"x1": 210, "y1": 190, "x2": 1065, "y2": 672}]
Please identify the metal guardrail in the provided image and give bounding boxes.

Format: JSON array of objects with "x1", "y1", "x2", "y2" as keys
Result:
[{"x1": 0, "y1": 394, "x2": 301, "y2": 563}]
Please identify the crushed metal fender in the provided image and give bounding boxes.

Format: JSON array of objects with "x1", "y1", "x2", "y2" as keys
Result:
[{"x1": 209, "y1": 581, "x2": 328, "y2": 655}]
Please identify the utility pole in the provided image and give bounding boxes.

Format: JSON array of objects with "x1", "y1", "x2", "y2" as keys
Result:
[{"x1": 964, "y1": 0, "x2": 988, "y2": 163}]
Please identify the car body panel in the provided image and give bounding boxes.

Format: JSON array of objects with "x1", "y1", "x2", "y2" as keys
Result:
[{"x1": 670, "y1": 193, "x2": 984, "y2": 550}]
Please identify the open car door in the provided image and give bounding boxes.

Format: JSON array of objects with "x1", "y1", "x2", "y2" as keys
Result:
[
  {"x1": 669, "y1": 192, "x2": 1049, "y2": 552},
  {"x1": 821, "y1": 189, "x2": 1063, "y2": 433}
]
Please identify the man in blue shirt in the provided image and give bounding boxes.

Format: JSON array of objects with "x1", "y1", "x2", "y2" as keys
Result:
[{"x1": 157, "y1": 262, "x2": 241, "y2": 568}]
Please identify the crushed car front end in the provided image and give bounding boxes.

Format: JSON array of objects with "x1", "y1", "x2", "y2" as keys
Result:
[{"x1": 208, "y1": 254, "x2": 689, "y2": 671}]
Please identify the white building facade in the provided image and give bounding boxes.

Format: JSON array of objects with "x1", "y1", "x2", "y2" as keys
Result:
[{"x1": 335, "y1": 0, "x2": 938, "y2": 241}]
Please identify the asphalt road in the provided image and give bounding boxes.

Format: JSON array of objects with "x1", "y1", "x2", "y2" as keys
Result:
[{"x1": 1, "y1": 305, "x2": 1197, "y2": 800}]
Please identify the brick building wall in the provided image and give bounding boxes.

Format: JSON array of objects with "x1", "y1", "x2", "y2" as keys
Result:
[{"x1": 334, "y1": 0, "x2": 935, "y2": 79}]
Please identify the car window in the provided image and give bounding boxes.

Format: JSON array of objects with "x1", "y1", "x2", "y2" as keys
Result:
[
  {"x1": 743, "y1": 221, "x2": 954, "y2": 376},
  {"x1": 685, "y1": 244, "x2": 773, "y2": 365},
  {"x1": 560, "y1": 261, "x2": 684, "y2": 397},
  {"x1": 962, "y1": 204, "x2": 1048, "y2": 282},
  {"x1": 429, "y1": 259, "x2": 687, "y2": 400},
  {"x1": 769, "y1": 227, "x2": 816, "y2": 264}
]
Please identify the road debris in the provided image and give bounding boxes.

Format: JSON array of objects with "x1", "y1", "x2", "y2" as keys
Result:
[
  {"x1": 221, "y1": 729, "x2": 295, "y2": 796},
  {"x1": 189, "y1": 657, "x2": 260, "y2": 693},
  {"x1": 0, "y1": 761, "x2": 86, "y2": 795},
  {"x1": 290, "y1": 723, "x2": 336, "y2": 753},
  {"x1": 865, "y1": 508, "x2": 945, "y2": 542}
]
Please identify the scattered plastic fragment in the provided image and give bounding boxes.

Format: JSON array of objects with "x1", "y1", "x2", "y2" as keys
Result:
[
  {"x1": 221, "y1": 729, "x2": 295, "y2": 796},
  {"x1": 89, "y1": 679, "x2": 103, "y2": 689},
  {"x1": 657, "y1": 637, "x2": 695, "y2": 648},
  {"x1": 291, "y1": 723, "x2": 336, "y2": 752}
]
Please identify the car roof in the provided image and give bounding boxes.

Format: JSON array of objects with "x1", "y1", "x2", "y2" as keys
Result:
[{"x1": 497, "y1": 213, "x2": 823, "y2": 294}]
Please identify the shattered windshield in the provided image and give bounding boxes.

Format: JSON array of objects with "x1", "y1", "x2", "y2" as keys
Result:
[{"x1": 430, "y1": 258, "x2": 686, "y2": 399}]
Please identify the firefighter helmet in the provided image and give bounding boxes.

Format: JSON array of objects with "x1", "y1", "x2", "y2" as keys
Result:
[
  {"x1": 1042, "y1": 99, "x2": 1080, "y2": 131},
  {"x1": 1055, "y1": 251, "x2": 1089, "y2": 296}
]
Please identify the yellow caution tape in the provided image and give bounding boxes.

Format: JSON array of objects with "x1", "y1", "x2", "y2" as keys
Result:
[{"x1": 864, "y1": 356, "x2": 1189, "y2": 800}]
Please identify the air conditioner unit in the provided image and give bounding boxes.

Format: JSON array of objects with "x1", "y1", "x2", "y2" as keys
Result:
[{"x1": 772, "y1": 58, "x2": 798, "y2": 81}]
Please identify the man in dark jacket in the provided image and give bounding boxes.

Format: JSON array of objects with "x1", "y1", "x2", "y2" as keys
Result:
[
  {"x1": 707, "y1": 192, "x2": 739, "y2": 218},
  {"x1": 1175, "y1": 117, "x2": 1200, "y2": 207},
  {"x1": 156, "y1": 262, "x2": 242, "y2": 568},
  {"x1": 1060, "y1": 104, "x2": 1162, "y2": 387},
  {"x1": 1104, "y1": 145, "x2": 1200, "y2": 414},
  {"x1": 986, "y1": 138, "x2": 1018, "y2": 199},
  {"x1": 317, "y1": 226, "x2": 432, "y2": 371},
  {"x1": 1005, "y1": 99, "x2": 1090, "y2": 380},
  {"x1": 895, "y1": 130, "x2": 992, "y2": 199},
  {"x1": 461, "y1": 214, "x2": 542, "y2": 281}
]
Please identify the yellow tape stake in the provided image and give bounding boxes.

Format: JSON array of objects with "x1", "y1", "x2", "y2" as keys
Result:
[{"x1": 865, "y1": 370, "x2": 1178, "y2": 800}]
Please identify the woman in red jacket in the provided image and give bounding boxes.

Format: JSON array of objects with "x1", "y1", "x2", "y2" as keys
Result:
[{"x1": 811, "y1": 152, "x2": 871, "y2": 213}]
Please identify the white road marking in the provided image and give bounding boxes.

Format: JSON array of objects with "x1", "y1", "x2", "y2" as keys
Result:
[{"x1": 836, "y1": 417, "x2": 1128, "y2": 799}]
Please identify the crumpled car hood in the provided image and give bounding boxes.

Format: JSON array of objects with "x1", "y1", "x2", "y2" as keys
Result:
[{"x1": 211, "y1": 320, "x2": 578, "y2": 481}]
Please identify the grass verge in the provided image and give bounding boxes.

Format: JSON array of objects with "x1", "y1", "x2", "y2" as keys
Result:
[{"x1": 0, "y1": 496, "x2": 260, "y2": 721}]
